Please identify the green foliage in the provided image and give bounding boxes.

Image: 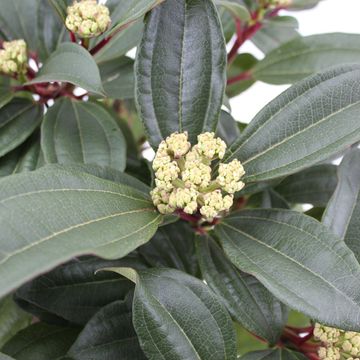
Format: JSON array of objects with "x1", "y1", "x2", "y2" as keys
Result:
[{"x1": 0, "y1": 0, "x2": 360, "y2": 358}]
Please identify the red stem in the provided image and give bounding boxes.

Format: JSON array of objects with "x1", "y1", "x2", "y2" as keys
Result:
[
  {"x1": 227, "y1": 70, "x2": 252, "y2": 85},
  {"x1": 70, "y1": 32, "x2": 77, "y2": 43}
]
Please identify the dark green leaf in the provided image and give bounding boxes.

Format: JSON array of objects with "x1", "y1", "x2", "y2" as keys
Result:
[
  {"x1": 2, "y1": 323, "x2": 80, "y2": 360},
  {"x1": 224, "y1": 65, "x2": 360, "y2": 182},
  {"x1": 219, "y1": 7, "x2": 235, "y2": 43},
  {"x1": 68, "y1": 296, "x2": 146, "y2": 360},
  {"x1": 288, "y1": 0, "x2": 322, "y2": 11},
  {"x1": 94, "y1": 21, "x2": 143, "y2": 64},
  {"x1": 275, "y1": 164, "x2": 338, "y2": 207},
  {"x1": 216, "y1": 111, "x2": 241, "y2": 146},
  {"x1": 248, "y1": 189, "x2": 290, "y2": 209},
  {"x1": 0, "y1": 93, "x2": 13, "y2": 110},
  {"x1": 41, "y1": 98, "x2": 126, "y2": 171},
  {"x1": 0, "y1": 132, "x2": 41, "y2": 177},
  {"x1": 216, "y1": 209, "x2": 360, "y2": 330},
  {"x1": 0, "y1": 296, "x2": 31, "y2": 348},
  {"x1": 107, "y1": 0, "x2": 164, "y2": 35},
  {"x1": 240, "y1": 349, "x2": 307, "y2": 360},
  {"x1": 196, "y1": 237, "x2": 287, "y2": 344},
  {"x1": 139, "y1": 221, "x2": 199, "y2": 276},
  {"x1": 114, "y1": 267, "x2": 237, "y2": 360},
  {"x1": 0, "y1": 0, "x2": 39, "y2": 51},
  {"x1": 0, "y1": 98, "x2": 42, "y2": 158},
  {"x1": 28, "y1": 43, "x2": 105, "y2": 96},
  {"x1": 254, "y1": 34, "x2": 360, "y2": 84},
  {"x1": 0, "y1": 165, "x2": 161, "y2": 298},
  {"x1": 100, "y1": 57, "x2": 135, "y2": 100},
  {"x1": 251, "y1": 16, "x2": 299, "y2": 54},
  {"x1": 227, "y1": 53, "x2": 258, "y2": 98},
  {"x1": 15, "y1": 254, "x2": 147, "y2": 326},
  {"x1": 47, "y1": 0, "x2": 70, "y2": 22},
  {"x1": 135, "y1": 0, "x2": 227, "y2": 147},
  {"x1": 323, "y1": 148, "x2": 360, "y2": 260}
]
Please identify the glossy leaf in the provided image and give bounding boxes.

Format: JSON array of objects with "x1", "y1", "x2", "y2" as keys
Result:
[
  {"x1": 275, "y1": 164, "x2": 338, "y2": 207},
  {"x1": 254, "y1": 34, "x2": 360, "y2": 84},
  {"x1": 139, "y1": 221, "x2": 199, "y2": 276},
  {"x1": 114, "y1": 267, "x2": 237, "y2": 360},
  {"x1": 68, "y1": 296, "x2": 146, "y2": 360},
  {"x1": 2, "y1": 323, "x2": 80, "y2": 360},
  {"x1": 251, "y1": 16, "x2": 299, "y2": 54},
  {"x1": 0, "y1": 98, "x2": 42, "y2": 158},
  {"x1": 196, "y1": 237, "x2": 288, "y2": 344},
  {"x1": 214, "y1": 0, "x2": 250, "y2": 21},
  {"x1": 216, "y1": 209, "x2": 360, "y2": 330},
  {"x1": 41, "y1": 98, "x2": 126, "y2": 171},
  {"x1": 100, "y1": 57, "x2": 135, "y2": 99},
  {"x1": 0, "y1": 165, "x2": 161, "y2": 298},
  {"x1": 28, "y1": 43, "x2": 105, "y2": 96},
  {"x1": 323, "y1": 148, "x2": 360, "y2": 260},
  {"x1": 241, "y1": 349, "x2": 307, "y2": 360},
  {"x1": 0, "y1": 296, "x2": 31, "y2": 348},
  {"x1": 135, "y1": 0, "x2": 227, "y2": 147},
  {"x1": 15, "y1": 254, "x2": 146, "y2": 325},
  {"x1": 224, "y1": 65, "x2": 360, "y2": 182}
]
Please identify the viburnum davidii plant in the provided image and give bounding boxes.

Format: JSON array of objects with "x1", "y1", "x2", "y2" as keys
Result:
[{"x1": 1, "y1": 0, "x2": 360, "y2": 359}]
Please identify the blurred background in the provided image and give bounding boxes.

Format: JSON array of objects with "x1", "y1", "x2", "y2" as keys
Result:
[{"x1": 231, "y1": 0, "x2": 360, "y2": 122}]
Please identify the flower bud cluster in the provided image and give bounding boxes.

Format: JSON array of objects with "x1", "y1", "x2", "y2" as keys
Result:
[
  {"x1": 150, "y1": 132, "x2": 245, "y2": 221},
  {"x1": 314, "y1": 323, "x2": 360, "y2": 360},
  {"x1": 0, "y1": 40, "x2": 27, "y2": 75},
  {"x1": 66, "y1": 0, "x2": 111, "y2": 38}
]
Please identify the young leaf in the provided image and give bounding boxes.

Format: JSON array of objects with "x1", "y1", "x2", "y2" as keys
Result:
[
  {"x1": 224, "y1": 65, "x2": 360, "y2": 182},
  {"x1": 41, "y1": 98, "x2": 127, "y2": 171},
  {"x1": 275, "y1": 164, "x2": 338, "y2": 207},
  {"x1": 68, "y1": 296, "x2": 146, "y2": 360},
  {"x1": 216, "y1": 209, "x2": 360, "y2": 330},
  {"x1": 0, "y1": 99, "x2": 42, "y2": 158},
  {"x1": 196, "y1": 237, "x2": 288, "y2": 344},
  {"x1": 0, "y1": 165, "x2": 162, "y2": 298},
  {"x1": 254, "y1": 34, "x2": 360, "y2": 84},
  {"x1": 241, "y1": 349, "x2": 307, "y2": 360},
  {"x1": 0, "y1": 296, "x2": 31, "y2": 348},
  {"x1": 135, "y1": 0, "x2": 227, "y2": 147},
  {"x1": 27, "y1": 43, "x2": 105, "y2": 96},
  {"x1": 15, "y1": 254, "x2": 146, "y2": 326},
  {"x1": 323, "y1": 148, "x2": 360, "y2": 260},
  {"x1": 2, "y1": 323, "x2": 80, "y2": 360},
  {"x1": 112, "y1": 267, "x2": 237, "y2": 360}
]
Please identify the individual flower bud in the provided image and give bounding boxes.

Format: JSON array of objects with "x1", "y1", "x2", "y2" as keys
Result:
[
  {"x1": 0, "y1": 39, "x2": 27, "y2": 75},
  {"x1": 154, "y1": 161, "x2": 180, "y2": 191},
  {"x1": 182, "y1": 158, "x2": 211, "y2": 188},
  {"x1": 65, "y1": 0, "x2": 111, "y2": 38},
  {"x1": 217, "y1": 159, "x2": 245, "y2": 194},
  {"x1": 168, "y1": 187, "x2": 199, "y2": 214},
  {"x1": 196, "y1": 132, "x2": 227, "y2": 160},
  {"x1": 165, "y1": 132, "x2": 191, "y2": 158},
  {"x1": 199, "y1": 190, "x2": 234, "y2": 221}
]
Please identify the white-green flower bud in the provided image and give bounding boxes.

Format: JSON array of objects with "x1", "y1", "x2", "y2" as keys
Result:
[
  {"x1": 165, "y1": 132, "x2": 191, "y2": 158},
  {"x1": 66, "y1": 0, "x2": 111, "y2": 38},
  {"x1": 217, "y1": 159, "x2": 245, "y2": 194},
  {"x1": 318, "y1": 346, "x2": 341, "y2": 360},
  {"x1": 199, "y1": 190, "x2": 234, "y2": 221},
  {"x1": 182, "y1": 158, "x2": 211, "y2": 188},
  {"x1": 0, "y1": 39, "x2": 27, "y2": 75},
  {"x1": 168, "y1": 187, "x2": 199, "y2": 214},
  {"x1": 197, "y1": 132, "x2": 226, "y2": 160},
  {"x1": 154, "y1": 160, "x2": 180, "y2": 191},
  {"x1": 150, "y1": 187, "x2": 174, "y2": 215}
]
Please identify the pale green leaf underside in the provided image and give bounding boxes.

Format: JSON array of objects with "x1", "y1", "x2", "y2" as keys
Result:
[{"x1": 0, "y1": 166, "x2": 161, "y2": 298}]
